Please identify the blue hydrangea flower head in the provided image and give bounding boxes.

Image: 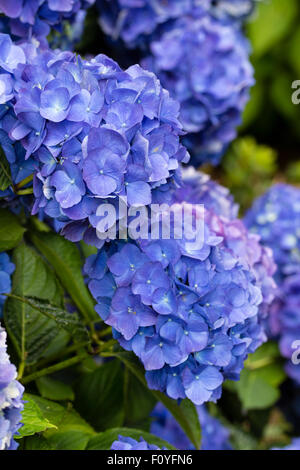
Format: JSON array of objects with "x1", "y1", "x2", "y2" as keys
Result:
[
  {"x1": 0, "y1": 325, "x2": 24, "y2": 450},
  {"x1": 6, "y1": 47, "x2": 188, "y2": 245},
  {"x1": 142, "y1": 14, "x2": 254, "y2": 166},
  {"x1": 244, "y1": 184, "x2": 300, "y2": 282},
  {"x1": 0, "y1": 252, "x2": 15, "y2": 317},
  {"x1": 85, "y1": 202, "x2": 275, "y2": 404},
  {"x1": 151, "y1": 402, "x2": 232, "y2": 450},
  {"x1": 0, "y1": 0, "x2": 95, "y2": 47},
  {"x1": 110, "y1": 435, "x2": 165, "y2": 450}
]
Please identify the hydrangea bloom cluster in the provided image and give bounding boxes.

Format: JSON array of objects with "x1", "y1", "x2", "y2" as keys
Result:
[
  {"x1": 110, "y1": 435, "x2": 165, "y2": 450},
  {"x1": 85, "y1": 202, "x2": 275, "y2": 405},
  {"x1": 4, "y1": 47, "x2": 188, "y2": 246},
  {"x1": 244, "y1": 184, "x2": 300, "y2": 283},
  {"x1": 174, "y1": 167, "x2": 239, "y2": 220},
  {"x1": 0, "y1": 0, "x2": 95, "y2": 47},
  {"x1": 0, "y1": 253, "x2": 15, "y2": 318},
  {"x1": 143, "y1": 14, "x2": 254, "y2": 166},
  {"x1": 268, "y1": 275, "x2": 300, "y2": 385},
  {"x1": 97, "y1": 0, "x2": 255, "y2": 48},
  {"x1": 0, "y1": 325, "x2": 24, "y2": 450},
  {"x1": 151, "y1": 402, "x2": 232, "y2": 450},
  {"x1": 245, "y1": 185, "x2": 300, "y2": 385}
]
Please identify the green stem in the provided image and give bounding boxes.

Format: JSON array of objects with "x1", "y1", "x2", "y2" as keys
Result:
[
  {"x1": 246, "y1": 357, "x2": 275, "y2": 371},
  {"x1": 35, "y1": 342, "x2": 90, "y2": 369},
  {"x1": 16, "y1": 188, "x2": 33, "y2": 195},
  {"x1": 99, "y1": 351, "x2": 115, "y2": 358},
  {"x1": 98, "y1": 339, "x2": 117, "y2": 352},
  {"x1": 123, "y1": 366, "x2": 129, "y2": 424},
  {"x1": 16, "y1": 174, "x2": 33, "y2": 190},
  {"x1": 97, "y1": 326, "x2": 112, "y2": 338},
  {"x1": 21, "y1": 354, "x2": 86, "y2": 385},
  {"x1": 17, "y1": 361, "x2": 26, "y2": 380}
]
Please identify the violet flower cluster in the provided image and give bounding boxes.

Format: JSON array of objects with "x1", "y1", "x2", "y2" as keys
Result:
[
  {"x1": 151, "y1": 402, "x2": 232, "y2": 450},
  {"x1": 0, "y1": 0, "x2": 95, "y2": 47},
  {"x1": 1, "y1": 43, "x2": 188, "y2": 246},
  {"x1": 0, "y1": 253, "x2": 14, "y2": 318},
  {"x1": 85, "y1": 201, "x2": 275, "y2": 405},
  {"x1": 110, "y1": 435, "x2": 165, "y2": 450},
  {"x1": 244, "y1": 184, "x2": 300, "y2": 282},
  {"x1": 142, "y1": 14, "x2": 254, "y2": 166},
  {"x1": 0, "y1": 325, "x2": 24, "y2": 450}
]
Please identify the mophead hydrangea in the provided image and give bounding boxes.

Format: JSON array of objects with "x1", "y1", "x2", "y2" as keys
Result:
[
  {"x1": 0, "y1": 325, "x2": 24, "y2": 450},
  {"x1": 85, "y1": 202, "x2": 275, "y2": 405},
  {"x1": 0, "y1": 40, "x2": 188, "y2": 246},
  {"x1": 143, "y1": 14, "x2": 254, "y2": 166}
]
